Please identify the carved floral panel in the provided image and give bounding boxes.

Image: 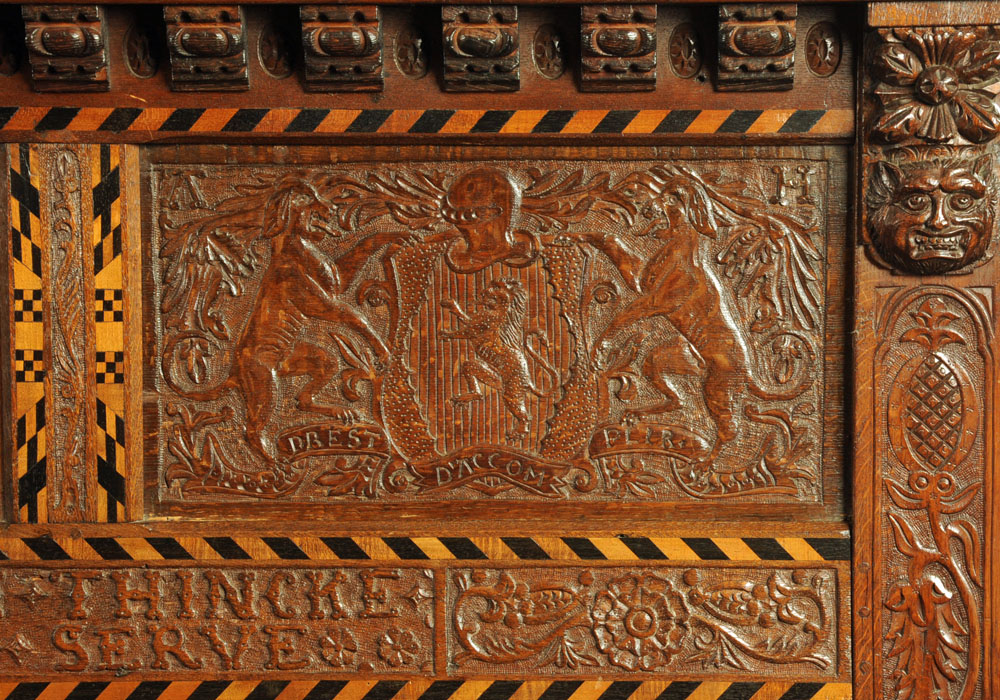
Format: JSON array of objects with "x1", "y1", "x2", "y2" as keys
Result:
[
  {"x1": 147, "y1": 152, "x2": 837, "y2": 507},
  {"x1": 446, "y1": 564, "x2": 843, "y2": 677},
  {"x1": 875, "y1": 287, "x2": 990, "y2": 700}
]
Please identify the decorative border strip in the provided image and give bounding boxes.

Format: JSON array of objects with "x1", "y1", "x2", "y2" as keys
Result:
[
  {"x1": 0, "y1": 535, "x2": 849, "y2": 562},
  {"x1": 0, "y1": 107, "x2": 853, "y2": 136},
  {"x1": 0, "y1": 680, "x2": 853, "y2": 700}
]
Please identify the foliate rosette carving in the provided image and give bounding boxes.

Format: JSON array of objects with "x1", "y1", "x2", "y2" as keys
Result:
[
  {"x1": 870, "y1": 27, "x2": 1000, "y2": 145},
  {"x1": 163, "y1": 5, "x2": 248, "y2": 91},
  {"x1": 300, "y1": 5, "x2": 383, "y2": 92},
  {"x1": 877, "y1": 290, "x2": 989, "y2": 700},
  {"x1": 717, "y1": 4, "x2": 796, "y2": 92},
  {"x1": 449, "y1": 566, "x2": 838, "y2": 675},
  {"x1": 150, "y1": 155, "x2": 829, "y2": 507},
  {"x1": 22, "y1": 5, "x2": 108, "y2": 92},
  {"x1": 442, "y1": 6, "x2": 519, "y2": 92},
  {"x1": 580, "y1": 5, "x2": 656, "y2": 92}
]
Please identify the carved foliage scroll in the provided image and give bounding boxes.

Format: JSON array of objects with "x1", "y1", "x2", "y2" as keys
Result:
[
  {"x1": 22, "y1": 5, "x2": 108, "y2": 92},
  {"x1": 163, "y1": 5, "x2": 249, "y2": 91},
  {"x1": 862, "y1": 26, "x2": 1000, "y2": 275},
  {"x1": 717, "y1": 4, "x2": 796, "y2": 92},
  {"x1": 875, "y1": 288, "x2": 990, "y2": 700},
  {"x1": 442, "y1": 5, "x2": 519, "y2": 92},
  {"x1": 448, "y1": 565, "x2": 839, "y2": 676},
  {"x1": 580, "y1": 5, "x2": 656, "y2": 92},
  {"x1": 149, "y1": 155, "x2": 831, "y2": 507},
  {"x1": 300, "y1": 5, "x2": 383, "y2": 92}
]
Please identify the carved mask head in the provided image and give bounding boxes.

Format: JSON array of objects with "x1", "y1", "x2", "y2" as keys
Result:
[
  {"x1": 442, "y1": 168, "x2": 519, "y2": 234},
  {"x1": 866, "y1": 153, "x2": 996, "y2": 274}
]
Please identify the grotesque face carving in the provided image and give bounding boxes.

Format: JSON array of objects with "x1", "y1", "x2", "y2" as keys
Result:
[{"x1": 866, "y1": 153, "x2": 996, "y2": 274}]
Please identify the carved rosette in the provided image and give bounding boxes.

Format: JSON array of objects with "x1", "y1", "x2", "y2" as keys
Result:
[
  {"x1": 22, "y1": 5, "x2": 108, "y2": 91},
  {"x1": 876, "y1": 289, "x2": 990, "y2": 700},
  {"x1": 863, "y1": 26, "x2": 1000, "y2": 275}
]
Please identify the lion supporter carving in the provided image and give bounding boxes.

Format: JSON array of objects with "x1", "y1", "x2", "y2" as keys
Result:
[{"x1": 150, "y1": 153, "x2": 833, "y2": 505}]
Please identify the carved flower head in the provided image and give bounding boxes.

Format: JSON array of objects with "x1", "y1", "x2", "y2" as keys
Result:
[
  {"x1": 872, "y1": 27, "x2": 1000, "y2": 144},
  {"x1": 591, "y1": 574, "x2": 689, "y2": 671},
  {"x1": 319, "y1": 628, "x2": 358, "y2": 668},
  {"x1": 377, "y1": 627, "x2": 420, "y2": 668}
]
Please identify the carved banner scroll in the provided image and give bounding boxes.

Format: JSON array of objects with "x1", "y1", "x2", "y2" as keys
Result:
[{"x1": 147, "y1": 149, "x2": 840, "y2": 512}]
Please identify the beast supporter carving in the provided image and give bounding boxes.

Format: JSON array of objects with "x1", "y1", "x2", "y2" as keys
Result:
[
  {"x1": 150, "y1": 156, "x2": 830, "y2": 504},
  {"x1": 0, "y1": 566, "x2": 434, "y2": 674}
]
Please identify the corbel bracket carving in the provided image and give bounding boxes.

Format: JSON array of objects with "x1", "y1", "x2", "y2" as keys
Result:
[
  {"x1": 22, "y1": 4, "x2": 108, "y2": 91},
  {"x1": 580, "y1": 4, "x2": 656, "y2": 92},
  {"x1": 164, "y1": 5, "x2": 249, "y2": 91},
  {"x1": 717, "y1": 3, "x2": 796, "y2": 91},
  {"x1": 301, "y1": 5, "x2": 383, "y2": 92},
  {"x1": 442, "y1": 5, "x2": 519, "y2": 92}
]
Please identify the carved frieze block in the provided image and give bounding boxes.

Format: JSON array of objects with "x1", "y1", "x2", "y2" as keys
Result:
[
  {"x1": 21, "y1": 5, "x2": 108, "y2": 92},
  {"x1": 146, "y1": 149, "x2": 841, "y2": 511},
  {"x1": 580, "y1": 5, "x2": 656, "y2": 91},
  {"x1": 0, "y1": 565, "x2": 434, "y2": 675},
  {"x1": 163, "y1": 5, "x2": 249, "y2": 91},
  {"x1": 717, "y1": 4, "x2": 796, "y2": 91},
  {"x1": 442, "y1": 5, "x2": 519, "y2": 92},
  {"x1": 300, "y1": 5, "x2": 383, "y2": 92}
]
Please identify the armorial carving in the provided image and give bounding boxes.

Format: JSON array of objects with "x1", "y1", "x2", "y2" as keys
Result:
[
  {"x1": 717, "y1": 3, "x2": 796, "y2": 91},
  {"x1": 441, "y1": 5, "x2": 519, "y2": 92},
  {"x1": 149, "y1": 153, "x2": 830, "y2": 507},
  {"x1": 300, "y1": 5, "x2": 383, "y2": 92},
  {"x1": 163, "y1": 5, "x2": 249, "y2": 91},
  {"x1": 863, "y1": 26, "x2": 1000, "y2": 275},
  {"x1": 22, "y1": 5, "x2": 109, "y2": 92},
  {"x1": 580, "y1": 5, "x2": 656, "y2": 91}
]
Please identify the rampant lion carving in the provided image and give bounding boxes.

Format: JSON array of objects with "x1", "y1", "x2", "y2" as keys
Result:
[{"x1": 440, "y1": 278, "x2": 559, "y2": 441}]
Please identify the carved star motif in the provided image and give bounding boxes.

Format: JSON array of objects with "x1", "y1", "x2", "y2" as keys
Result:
[
  {"x1": 17, "y1": 578, "x2": 50, "y2": 611},
  {"x1": 1, "y1": 633, "x2": 34, "y2": 665}
]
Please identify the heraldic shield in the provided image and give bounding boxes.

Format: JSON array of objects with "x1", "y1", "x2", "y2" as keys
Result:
[{"x1": 151, "y1": 155, "x2": 830, "y2": 506}]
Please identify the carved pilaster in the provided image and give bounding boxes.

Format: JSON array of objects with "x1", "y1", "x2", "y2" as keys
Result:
[
  {"x1": 441, "y1": 5, "x2": 519, "y2": 92},
  {"x1": 22, "y1": 5, "x2": 108, "y2": 92},
  {"x1": 857, "y1": 12, "x2": 1000, "y2": 700},
  {"x1": 163, "y1": 5, "x2": 248, "y2": 91},
  {"x1": 300, "y1": 5, "x2": 383, "y2": 92},
  {"x1": 580, "y1": 5, "x2": 656, "y2": 91},
  {"x1": 717, "y1": 3, "x2": 796, "y2": 91}
]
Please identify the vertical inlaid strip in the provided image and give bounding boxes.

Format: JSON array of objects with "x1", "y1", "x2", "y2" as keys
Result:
[{"x1": 7, "y1": 144, "x2": 46, "y2": 523}]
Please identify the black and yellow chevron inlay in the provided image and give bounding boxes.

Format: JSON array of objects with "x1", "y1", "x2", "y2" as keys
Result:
[
  {"x1": 0, "y1": 679, "x2": 852, "y2": 700},
  {"x1": 7, "y1": 143, "x2": 47, "y2": 524},
  {"x1": 0, "y1": 535, "x2": 849, "y2": 562},
  {"x1": 91, "y1": 144, "x2": 127, "y2": 523},
  {"x1": 0, "y1": 106, "x2": 853, "y2": 136}
]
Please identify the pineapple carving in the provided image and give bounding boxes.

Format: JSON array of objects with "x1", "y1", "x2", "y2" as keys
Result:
[{"x1": 888, "y1": 297, "x2": 979, "y2": 473}]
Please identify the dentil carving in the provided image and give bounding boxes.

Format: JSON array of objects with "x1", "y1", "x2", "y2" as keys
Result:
[
  {"x1": 151, "y1": 157, "x2": 827, "y2": 504},
  {"x1": 450, "y1": 566, "x2": 837, "y2": 675}
]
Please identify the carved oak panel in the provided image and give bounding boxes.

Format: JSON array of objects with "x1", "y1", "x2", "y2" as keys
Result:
[{"x1": 145, "y1": 147, "x2": 844, "y2": 514}]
